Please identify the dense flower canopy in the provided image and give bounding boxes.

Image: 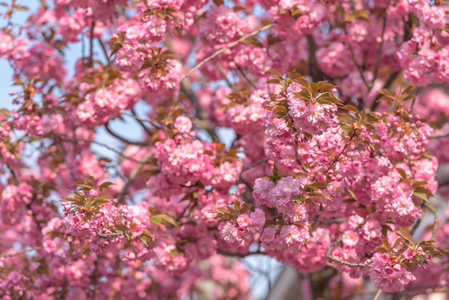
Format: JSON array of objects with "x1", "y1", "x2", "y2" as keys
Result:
[{"x1": 1, "y1": 0, "x2": 449, "y2": 299}]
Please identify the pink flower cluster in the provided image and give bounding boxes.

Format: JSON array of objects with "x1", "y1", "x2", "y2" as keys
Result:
[
  {"x1": 199, "y1": 5, "x2": 243, "y2": 45},
  {"x1": 149, "y1": 136, "x2": 242, "y2": 197},
  {"x1": 286, "y1": 83, "x2": 338, "y2": 136},
  {"x1": 369, "y1": 252, "x2": 416, "y2": 293},
  {"x1": 218, "y1": 209, "x2": 265, "y2": 248},
  {"x1": 75, "y1": 79, "x2": 141, "y2": 126}
]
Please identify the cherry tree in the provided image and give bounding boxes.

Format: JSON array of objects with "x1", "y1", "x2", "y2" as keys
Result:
[{"x1": 1, "y1": 0, "x2": 449, "y2": 299}]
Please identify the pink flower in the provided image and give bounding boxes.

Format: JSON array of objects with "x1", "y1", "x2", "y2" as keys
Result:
[{"x1": 174, "y1": 116, "x2": 193, "y2": 134}]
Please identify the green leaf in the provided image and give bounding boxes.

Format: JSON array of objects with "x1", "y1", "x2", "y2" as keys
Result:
[
  {"x1": 309, "y1": 181, "x2": 327, "y2": 188},
  {"x1": 150, "y1": 214, "x2": 177, "y2": 226},
  {"x1": 167, "y1": 249, "x2": 178, "y2": 258},
  {"x1": 308, "y1": 192, "x2": 331, "y2": 201},
  {"x1": 413, "y1": 192, "x2": 428, "y2": 202},
  {"x1": 139, "y1": 235, "x2": 148, "y2": 246},
  {"x1": 347, "y1": 190, "x2": 358, "y2": 200}
]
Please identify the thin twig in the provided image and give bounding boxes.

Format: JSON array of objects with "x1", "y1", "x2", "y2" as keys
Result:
[
  {"x1": 180, "y1": 81, "x2": 217, "y2": 139},
  {"x1": 59, "y1": 136, "x2": 145, "y2": 164},
  {"x1": 104, "y1": 123, "x2": 149, "y2": 146},
  {"x1": 241, "y1": 157, "x2": 269, "y2": 173},
  {"x1": 370, "y1": 71, "x2": 400, "y2": 111},
  {"x1": 180, "y1": 23, "x2": 273, "y2": 83},
  {"x1": 131, "y1": 108, "x2": 154, "y2": 136},
  {"x1": 217, "y1": 249, "x2": 265, "y2": 258},
  {"x1": 428, "y1": 132, "x2": 449, "y2": 139},
  {"x1": 306, "y1": 34, "x2": 327, "y2": 81},
  {"x1": 116, "y1": 151, "x2": 153, "y2": 204},
  {"x1": 310, "y1": 203, "x2": 323, "y2": 227},
  {"x1": 89, "y1": 21, "x2": 95, "y2": 68},
  {"x1": 0, "y1": 247, "x2": 43, "y2": 258},
  {"x1": 97, "y1": 38, "x2": 110, "y2": 63},
  {"x1": 343, "y1": 26, "x2": 370, "y2": 89},
  {"x1": 326, "y1": 235, "x2": 368, "y2": 268},
  {"x1": 294, "y1": 134, "x2": 306, "y2": 172},
  {"x1": 373, "y1": 289, "x2": 382, "y2": 300},
  {"x1": 215, "y1": 63, "x2": 237, "y2": 92},
  {"x1": 424, "y1": 202, "x2": 438, "y2": 240},
  {"x1": 371, "y1": 1, "x2": 391, "y2": 87},
  {"x1": 234, "y1": 61, "x2": 257, "y2": 89},
  {"x1": 411, "y1": 202, "x2": 426, "y2": 236},
  {"x1": 96, "y1": 231, "x2": 124, "y2": 238}
]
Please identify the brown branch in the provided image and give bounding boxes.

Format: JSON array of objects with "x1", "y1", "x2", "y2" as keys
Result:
[
  {"x1": 116, "y1": 151, "x2": 153, "y2": 204},
  {"x1": 371, "y1": 16, "x2": 413, "y2": 111},
  {"x1": 58, "y1": 136, "x2": 145, "y2": 164},
  {"x1": 131, "y1": 108, "x2": 154, "y2": 136},
  {"x1": 6, "y1": 165, "x2": 19, "y2": 185},
  {"x1": 0, "y1": 247, "x2": 43, "y2": 258},
  {"x1": 180, "y1": 81, "x2": 217, "y2": 139},
  {"x1": 217, "y1": 249, "x2": 265, "y2": 258},
  {"x1": 370, "y1": 70, "x2": 400, "y2": 111},
  {"x1": 373, "y1": 289, "x2": 382, "y2": 300},
  {"x1": 347, "y1": 42, "x2": 370, "y2": 89},
  {"x1": 306, "y1": 34, "x2": 327, "y2": 81},
  {"x1": 428, "y1": 132, "x2": 449, "y2": 139},
  {"x1": 310, "y1": 203, "x2": 323, "y2": 227},
  {"x1": 234, "y1": 61, "x2": 257, "y2": 89},
  {"x1": 104, "y1": 123, "x2": 149, "y2": 146},
  {"x1": 97, "y1": 38, "x2": 110, "y2": 63},
  {"x1": 241, "y1": 157, "x2": 269, "y2": 173},
  {"x1": 438, "y1": 175, "x2": 449, "y2": 187},
  {"x1": 327, "y1": 132, "x2": 356, "y2": 169},
  {"x1": 326, "y1": 235, "x2": 368, "y2": 268},
  {"x1": 215, "y1": 62, "x2": 238, "y2": 92},
  {"x1": 294, "y1": 134, "x2": 306, "y2": 172},
  {"x1": 88, "y1": 21, "x2": 95, "y2": 68},
  {"x1": 371, "y1": 1, "x2": 391, "y2": 87},
  {"x1": 96, "y1": 231, "x2": 124, "y2": 238},
  {"x1": 180, "y1": 23, "x2": 273, "y2": 82},
  {"x1": 411, "y1": 202, "x2": 426, "y2": 236},
  {"x1": 424, "y1": 202, "x2": 438, "y2": 240}
]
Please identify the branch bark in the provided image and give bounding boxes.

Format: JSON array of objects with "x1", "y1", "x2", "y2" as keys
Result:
[
  {"x1": 180, "y1": 23, "x2": 273, "y2": 83},
  {"x1": 116, "y1": 151, "x2": 153, "y2": 204}
]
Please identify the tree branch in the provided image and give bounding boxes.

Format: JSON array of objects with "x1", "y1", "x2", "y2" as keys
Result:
[
  {"x1": 326, "y1": 235, "x2": 368, "y2": 268},
  {"x1": 131, "y1": 108, "x2": 154, "y2": 136},
  {"x1": 370, "y1": 70, "x2": 400, "y2": 111},
  {"x1": 116, "y1": 151, "x2": 153, "y2": 204},
  {"x1": 424, "y1": 202, "x2": 438, "y2": 240},
  {"x1": 234, "y1": 61, "x2": 257, "y2": 89},
  {"x1": 306, "y1": 34, "x2": 327, "y2": 81},
  {"x1": 180, "y1": 23, "x2": 273, "y2": 83},
  {"x1": 0, "y1": 247, "x2": 43, "y2": 258},
  {"x1": 96, "y1": 231, "x2": 124, "y2": 238},
  {"x1": 373, "y1": 289, "x2": 382, "y2": 300},
  {"x1": 241, "y1": 157, "x2": 269, "y2": 173},
  {"x1": 371, "y1": 1, "x2": 391, "y2": 87},
  {"x1": 88, "y1": 21, "x2": 95, "y2": 68},
  {"x1": 428, "y1": 132, "x2": 449, "y2": 139},
  {"x1": 59, "y1": 136, "x2": 146, "y2": 164},
  {"x1": 104, "y1": 123, "x2": 149, "y2": 146},
  {"x1": 217, "y1": 249, "x2": 265, "y2": 258}
]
